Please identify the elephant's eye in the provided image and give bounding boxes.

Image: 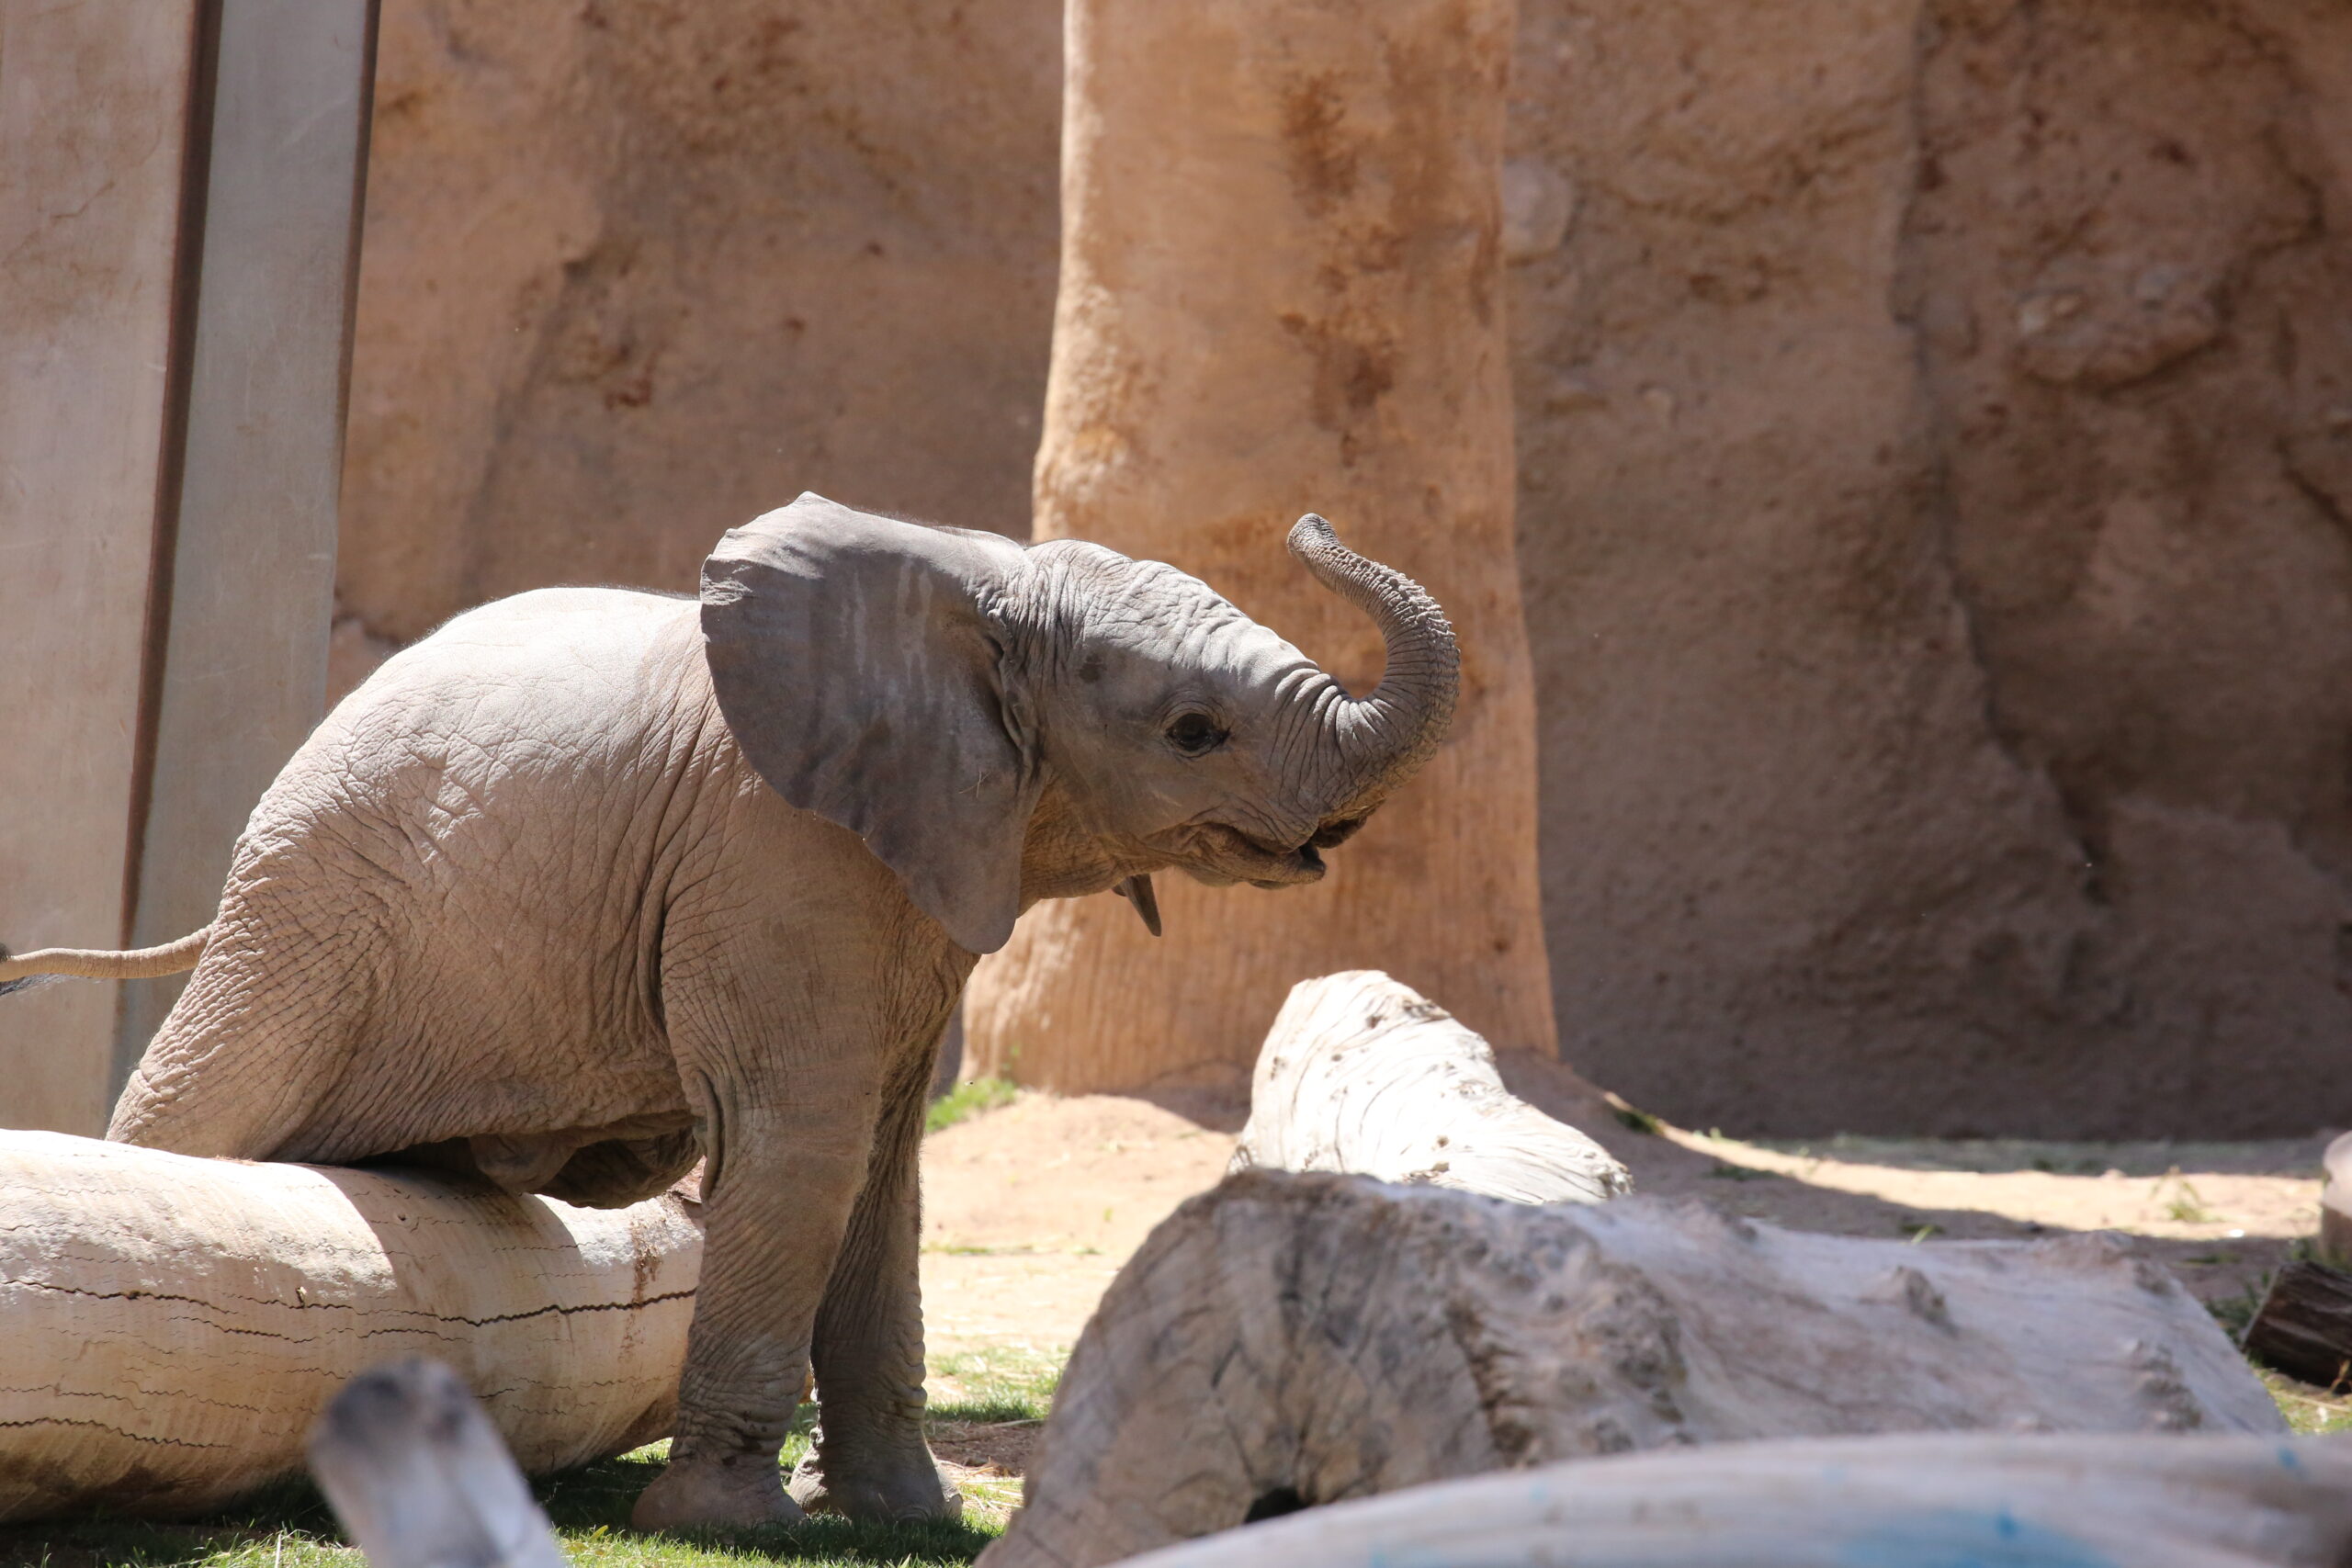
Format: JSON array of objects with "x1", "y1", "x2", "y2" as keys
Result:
[{"x1": 1165, "y1": 711, "x2": 1228, "y2": 756}]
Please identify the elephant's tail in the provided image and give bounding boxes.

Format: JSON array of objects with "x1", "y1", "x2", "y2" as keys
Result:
[{"x1": 0, "y1": 925, "x2": 214, "y2": 996}]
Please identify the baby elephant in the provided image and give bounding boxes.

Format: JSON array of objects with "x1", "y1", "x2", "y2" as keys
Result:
[{"x1": 1, "y1": 494, "x2": 1458, "y2": 1530}]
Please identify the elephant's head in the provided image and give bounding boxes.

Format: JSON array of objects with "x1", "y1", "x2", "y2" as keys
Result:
[{"x1": 701, "y1": 493, "x2": 1458, "y2": 953}]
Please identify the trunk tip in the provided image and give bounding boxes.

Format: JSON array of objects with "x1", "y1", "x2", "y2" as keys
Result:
[{"x1": 1287, "y1": 513, "x2": 1339, "y2": 561}]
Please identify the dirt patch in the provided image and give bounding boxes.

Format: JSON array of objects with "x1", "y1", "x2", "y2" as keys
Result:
[
  {"x1": 919, "y1": 1071, "x2": 2332, "y2": 1353},
  {"x1": 931, "y1": 1420, "x2": 1042, "y2": 1476},
  {"x1": 922, "y1": 1093, "x2": 1236, "y2": 1350}
]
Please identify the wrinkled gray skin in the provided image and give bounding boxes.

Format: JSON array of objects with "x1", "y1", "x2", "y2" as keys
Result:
[{"x1": 96, "y1": 494, "x2": 1457, "y2": 1531}]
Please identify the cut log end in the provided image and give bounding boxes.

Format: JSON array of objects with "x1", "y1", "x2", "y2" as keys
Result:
[
  {"x1": 1231, "y1": 970, "x2": 1630, "y2": 1206},
  {"x1": 2244, "y1": 1259, "x2": 2352, "y2": 1391}
]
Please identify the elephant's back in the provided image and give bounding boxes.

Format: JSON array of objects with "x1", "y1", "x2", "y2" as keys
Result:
[
  {"x1": 332, "y1": 587, "x2": 707, "y2": 743},
  {"x1": 289, "y1": 588, "x2": 713, "y2": 819},
  {"x1": 259, "y1": 583, "x2": 718, "y2": 913}
]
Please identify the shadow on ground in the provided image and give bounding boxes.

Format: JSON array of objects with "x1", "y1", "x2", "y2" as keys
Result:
[
  {"x1": 1139, "y1": 1051, "x2": 2326, "y2": 1323},
  {"x1": 1488, "y1": 1050, "x2": 2324, "y2": 1325}
]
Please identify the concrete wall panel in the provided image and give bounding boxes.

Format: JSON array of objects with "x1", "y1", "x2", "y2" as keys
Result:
[{"x1": 0, "y1": 5, "x2": 200, "y2": 1134}]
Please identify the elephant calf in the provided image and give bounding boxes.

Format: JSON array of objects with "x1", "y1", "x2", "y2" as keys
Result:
[{"x1": 0, "y1": 494, "x2": 1458, "y2": 1530}]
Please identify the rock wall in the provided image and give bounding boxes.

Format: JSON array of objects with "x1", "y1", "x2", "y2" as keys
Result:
[
  {"x1": 337, "y1": 0, "x2": 2352, "y2": 1135},
  {"x1": 1510, "y1": 0, "x2": 2352, "y2": 1134},
  {"x1": 335, "y1": 0, "x2": 1060, "y2": 646}
]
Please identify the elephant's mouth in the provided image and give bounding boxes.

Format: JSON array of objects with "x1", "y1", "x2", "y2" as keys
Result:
[
  {"x1": 1150, "y1": 821, "x2": 1329, "y2": 889},
  {"x1": 1250, "y1": 840, "x2": 1325, "y2": 889}
]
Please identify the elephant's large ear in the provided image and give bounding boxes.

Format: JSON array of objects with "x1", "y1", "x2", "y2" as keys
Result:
[{"x1": 701, "y1": 493, "x2": 1042, "y2": 953}]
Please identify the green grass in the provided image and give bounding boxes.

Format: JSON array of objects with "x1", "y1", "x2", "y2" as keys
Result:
[
  {"x1": 925, "y1": 1077, "x2": 1019, "y2": 1135},
  {"x1": 2264, "y1": 1368, "x2": 2352, "y2": 1435},
  {"x1": 0, "y1": 1449, "x2": 992, "y2": 1568},
  {"x1": 0, "y1": 1353, "x2": 1068, "y2": 1568},
  {"x1": 926, "y1": 1348, "x2": 1064, "y2": 1427}
]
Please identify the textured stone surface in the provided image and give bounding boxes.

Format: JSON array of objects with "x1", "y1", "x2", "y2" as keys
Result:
[
  {"x1": 1509, "y1": 0, "x2": 2352, "y2": 1134},
  {"x1": 334, "y1": 0, "x2": 1060, "y2": 644},
  {"x1": 332, "y1": 0, "x2": 2352, "y2": 1134}
]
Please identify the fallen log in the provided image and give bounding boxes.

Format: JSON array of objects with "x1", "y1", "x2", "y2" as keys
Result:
[
  {"x1": 1103, "y1": 1431, "x2": 2352, "y2": 1568},
  {"x1": 1229, "y1": 971, "x2": 1629, "y2": 1205},
  {"x1": 981, "y1": 1170, "x2": 2282, "y2": 1568},
  {"x1": 2244, "y1": 1259, "x2": 2352, "y2": 1389},
  {"x1": 310, "y1": 1359, "x2": 569, "y2": 1568},
  {"x1": 2320, "y1": 1129, "x2": 2352, "y2": 1264},
  {"x1": 0, "y1": 1131, "x2": 700, "y2": 1522}
]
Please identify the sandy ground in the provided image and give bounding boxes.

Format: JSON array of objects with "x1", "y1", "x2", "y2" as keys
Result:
[
  {"x1": 919, "y1": 1055, "x2": 2334, "y2": 1355},
  {"x1": 922, "y1": 1094, "x2": 1238, "y2": 1352}
]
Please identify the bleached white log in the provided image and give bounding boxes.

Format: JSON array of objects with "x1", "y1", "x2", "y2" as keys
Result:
[
  {"x1": 1229, "y1": 971, "x2": 1629, "y2": 1205},
  {"x1": 1106, "y1": 1432, "x2": 2352, "y2": 1568},
  {"x1": 309, "y1": 1359, "x2": 569, "y2": 1568},
  {"x1": 2319, "y1": 1129, "x2": 2352, "y2": 1263},
  {"x1": 0, "y1": 1132, "x2": 700, "y2": 1522},
  {"x1": 980, "y1": 1170, "x2": 2282, "y2": 1568}
]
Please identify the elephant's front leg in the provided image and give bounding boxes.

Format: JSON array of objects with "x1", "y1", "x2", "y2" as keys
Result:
[
  {"x1": 790, "y1": 1040, "x2": 957, "y2": 1521},
  {"x1": 630, "y1": 1080, "x2": 874, "y2": 1532}
]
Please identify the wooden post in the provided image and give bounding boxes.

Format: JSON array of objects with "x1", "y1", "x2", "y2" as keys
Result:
[
  {"x1": 114, "y1": 0, "x2": 382, "y2": 1084},
  {"x1": 2243, "y1": 1260, "x2": 2352, "y2": 1391},
  {"x1": 310, "y1": 1359, "x2": 570, "y2": 1568},
  {"x1": 963, "y1": 0, "x2": 1555, "y2": 1092},
  {"x1": 0, "y1": 4, "x2": 206, "y2": 1134}
]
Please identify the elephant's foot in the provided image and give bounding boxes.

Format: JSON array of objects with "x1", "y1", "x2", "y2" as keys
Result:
[
  {"x1": 788, "y1": 1441, "x2": 963, "y2": 1523},
  {"x1": 631, "y1": 1453, "x2": 807, "y2": 1532}
]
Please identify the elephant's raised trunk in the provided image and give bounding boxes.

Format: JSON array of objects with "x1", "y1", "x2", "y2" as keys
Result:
[{"x1": 1287, "y1": 514, "x2": 1460, "y2": 823}]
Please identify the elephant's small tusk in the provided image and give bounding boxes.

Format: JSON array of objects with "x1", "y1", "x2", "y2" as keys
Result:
[{"x1": 1114, "y1": 874, "x2": 1163, "y2": 938}]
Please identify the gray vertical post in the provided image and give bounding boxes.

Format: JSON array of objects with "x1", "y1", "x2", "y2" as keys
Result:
[{"x1": 115, "y1": 0, "x2": 381, "y2": 1089}]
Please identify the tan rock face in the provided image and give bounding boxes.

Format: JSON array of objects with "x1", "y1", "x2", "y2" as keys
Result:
[
  {"x1": 335, "y1": 0, "x2": 1060, "y2": 643},
  {"x1": 1510, "y1": 0, "x2": 2352, "y2": 1135},
  {"x1": 336, "y1": 0, "x2": 2352, "y2": 1134}
]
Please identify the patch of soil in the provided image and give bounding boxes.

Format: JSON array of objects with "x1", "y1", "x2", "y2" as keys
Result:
[
  {"x1": 930, "y1": 1419, "x2": 1042, "y2": 1475},
  {"x1": 922, "y1": 1093, "x2": 1235, "y2": 1350}
]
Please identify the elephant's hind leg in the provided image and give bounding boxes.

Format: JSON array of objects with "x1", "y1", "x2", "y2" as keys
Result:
[{"x1": 107, "y1": 916, "x2": 368, "y2": 1160}]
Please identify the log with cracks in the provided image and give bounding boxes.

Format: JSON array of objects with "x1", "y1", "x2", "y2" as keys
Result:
[{"x1": 0, "y1": 1132, "x2": 700, "y2": 1522}]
